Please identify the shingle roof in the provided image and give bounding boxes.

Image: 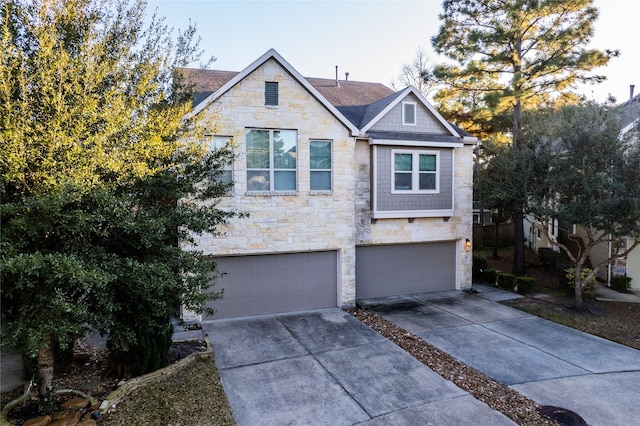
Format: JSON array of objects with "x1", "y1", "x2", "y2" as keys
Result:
[
  {"x1": 176, "y1": 67, "x2": 396, "y2": 128},
  {"x1": 177, "y1": 62, "x2": 476, "y2": 143}
]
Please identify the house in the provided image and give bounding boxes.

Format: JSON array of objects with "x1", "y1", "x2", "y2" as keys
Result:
[{"x1": 181, "y1": 49, "x2": 476, "y2": 319}]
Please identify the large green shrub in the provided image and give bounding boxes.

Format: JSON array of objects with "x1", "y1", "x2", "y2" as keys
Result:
[
  {"x1": 473, "y1": 255, "x2": 488, "y2": 280},
  {"x1": 497, "y1": 273, "x2": 516, "y2": 290},
  {"x1": 610, "y1": 275, "x2": 632, "y2": 293},
  {"x1": 516, "y1": 276, "x2": 535, "y2": 294},
  {"x1": 538, "y1": 247, "x2": 560, "y2": 268},
  {"x1": 483, "y1": 268, "x2": 497, "y2": 285}
]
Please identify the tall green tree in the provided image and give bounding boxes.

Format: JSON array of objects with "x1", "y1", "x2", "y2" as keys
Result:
[
  {"x1": 1, "y1": 0, "x2": 236, "y2": 410},
  {"x1": 528, "y1": 102, "x2": 640, "y2": 308},
  {"x1": 432, "y1": 0, "x2": 617, "y2": 275}
]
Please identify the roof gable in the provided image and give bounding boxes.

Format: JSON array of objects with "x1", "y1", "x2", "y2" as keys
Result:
[
  {"x1": 360, "y1": 86, "x2": 460, "y2": 138},
  {"x1": 184, "y1": 49, "x2": 359, "y2": 135}
]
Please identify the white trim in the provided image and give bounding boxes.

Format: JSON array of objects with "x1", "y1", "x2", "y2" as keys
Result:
[
  {"x1": 309, "y1": 139, "x2": 333, "y2": 192},
  {"x1": 391, "y1": 149, "x2": 439, "y2": 194},
  {"x1": 369, "y1": 139, "x2": 462, "y2": 148},
  {"x1": 402, "y1": 101, "x2": 417, "y2": 126},
  {"x1": 372, "y1": 145, "x2": 378, "y2": 213},
  {"x1": 372, "y1": 209, "x2": 454, "y2": 219}
]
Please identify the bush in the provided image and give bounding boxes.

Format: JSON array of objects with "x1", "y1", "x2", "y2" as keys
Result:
[
  {"x1": 538, "y1": 247, "x2": 560, "y2": 268},
  {"x1": 483, "y1": 268, "x2": 497, "y2": 284},
  {"x1": 516, "y1": 276, "x2": 535, "y2": 294},
  {"x1": 497, "y1": 273, "x2": 516, "y2": 290},
  {"x1": 473, "y1": 255, "x2": 488, "y2": 280},
  {"x1": 610, "y1": 275, "x2": 632, "y2": 293},
  {"x1": 565, "y1": 268, "x2": 597, "y2": 295}
]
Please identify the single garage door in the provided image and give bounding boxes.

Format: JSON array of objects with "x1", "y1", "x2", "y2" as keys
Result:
[
  {"x1": 204, "y1": 251, "x2": 338, "y2": 320},
  {"x1": 356, "y1": 242, "x2": 456, "y2": 299}
]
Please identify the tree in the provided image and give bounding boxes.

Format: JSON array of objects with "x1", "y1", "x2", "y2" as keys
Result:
[
  {"x1": 527, "y1": 103, "x2": 640, "y2": 308},
  {"x1": 432, "y1": 0, "x2": 617, "y2": 275},
  {"x1": 390, "y1": 46, "x2": 439, "y2": 99},
  {"x1": 1, "y1": 0, "x2": 236, "y2": 410}
]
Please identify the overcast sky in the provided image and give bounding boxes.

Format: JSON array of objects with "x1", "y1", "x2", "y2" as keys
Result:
[{"x1": 149, "y1": 0, "x2": 639, "y2": 104}]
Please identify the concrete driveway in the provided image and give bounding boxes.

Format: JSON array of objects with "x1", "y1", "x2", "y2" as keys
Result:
[
  {"x1": 203, "y1": 308, "x2": 515, "y2": 426},
  {"x1": 203, "y1": 285, "x2": 640, "y2": 426}
]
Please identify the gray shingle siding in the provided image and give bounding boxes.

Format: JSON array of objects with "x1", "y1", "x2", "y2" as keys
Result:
[{"x1": 375, "y1": 146, "x2": 453, "y2": 212}]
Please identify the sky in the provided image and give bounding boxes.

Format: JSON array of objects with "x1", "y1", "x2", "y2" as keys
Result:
[{"x1": 148, "y1": 0, "x2": 639, "y2": 104}]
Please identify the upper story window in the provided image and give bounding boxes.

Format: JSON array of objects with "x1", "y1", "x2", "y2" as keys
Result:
[
  {"x1": 265, "y1": 82, "x2": 279, "y2": 106},
  {"x1": 392, "y1": 149, "x2": 439, "y2": 193},
  {"x1": 247, "y1": 129, "x2": 296, "y2": 192},
  {"x1": 208, "y1": 135, "x2": 233, "y2": 186},
  {"x1": 402, "y1": 102, "x2": 416, "y2": 125},
  {"x1": 310, "y1": 140, "x2": 332, "y2": 191}
]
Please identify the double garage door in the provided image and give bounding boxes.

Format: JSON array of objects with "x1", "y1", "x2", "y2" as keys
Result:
[
  {"x1": 205, "y1": 251, "x2": 338, "y2": 320},
  {"x1": 204, "y1": 242, "x2": 457, "y2": 319}
]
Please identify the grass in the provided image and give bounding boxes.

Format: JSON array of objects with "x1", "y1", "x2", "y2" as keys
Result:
[{"x1": 99, "y1": 357, "x2": 235, "y2": 426}]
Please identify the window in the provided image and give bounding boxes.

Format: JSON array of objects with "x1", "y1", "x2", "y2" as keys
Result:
[
  {"x1": 392, "y1": 150, "x2": 438, "y2": 193},
  {"x1": 247, "y1": 129, "x2": 296, "y2": 191},
  {"x1": 402, "y1": 102, "x2": 416, "y2": 125},
  {"x1": 209, "y1": 136, "x2": 233, "y2": 185},
  {"x1": 310, "y1": 140, "x2": 332, "y2": 191},
  {"x1": 265, "y1": 82, "x2": 278, "y2": 106}
]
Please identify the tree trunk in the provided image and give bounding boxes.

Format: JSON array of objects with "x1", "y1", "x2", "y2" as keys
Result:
[
  {"x1": 492, "y1": 219, "x2": 500, "y2": 259},
  {"x1": 512, "y1": 205, "x2": 526, "y2": 276},
  {"x1": 37, "y1": 334, "x2": 56, "y2": 413},
  {"x1": 574, "y1": 275, "x2": 584, "y2": 309}
]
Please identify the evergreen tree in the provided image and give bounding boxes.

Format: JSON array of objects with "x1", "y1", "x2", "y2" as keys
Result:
[
  {"x1": 1, "y1": 0, "x2": 236, "y2": 409},
  {"x1": 431, "y1": 0, "x2": 617, "y2": 275}
]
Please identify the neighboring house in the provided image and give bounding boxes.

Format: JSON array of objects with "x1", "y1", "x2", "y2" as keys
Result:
[
  {"x1": 526, "y1": 89, "x2": 640, "y2": 291},
  {"x1": 180, "y1": 49, "x2": 477, "y2": 320},
  {"x1": 586, "y1": 90, "x2": 640, "y2": 290}
]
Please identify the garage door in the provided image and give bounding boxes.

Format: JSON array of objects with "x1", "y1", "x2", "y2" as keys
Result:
[
  {"x1": 356, "y1": 242, "x2": 456, "y2": 299},
  {"x1": 204, "y1": 251, "x2": 338, "y2": 320}
]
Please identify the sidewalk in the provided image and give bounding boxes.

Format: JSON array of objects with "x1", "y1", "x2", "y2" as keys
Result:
[{"x1": 593, "y1": 284, "x2": 640, "y2": 303}]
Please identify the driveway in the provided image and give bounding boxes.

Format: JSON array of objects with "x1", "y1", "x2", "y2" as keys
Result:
[
  {"x1": 203, "y1": 308, "x2": 515, "y2": 426},
  {"x1": 203, "y1": 285, "x2": 640, "y2": 426}
]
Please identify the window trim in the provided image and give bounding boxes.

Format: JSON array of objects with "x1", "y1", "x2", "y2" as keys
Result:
[
  {"x1": 309, "y1": 139, "x2": 332, "y2": 192},
  {"x1": 402, "y1": 101, "x2": 417, "y2": 126},
  {"x1": 246, "y1": 128, "x2": 297, "y2": 193},
  {"x1": 391, "y1": 149, "x2": 439, "y2": 194}
]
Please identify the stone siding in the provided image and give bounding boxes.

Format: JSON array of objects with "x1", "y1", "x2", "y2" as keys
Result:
[{"x1": 191, "y1": 58, "x2": 357, "y2": 306}]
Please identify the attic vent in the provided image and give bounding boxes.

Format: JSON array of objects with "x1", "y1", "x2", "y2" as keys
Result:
[
  {"x1": 403, "y1": 102, "x2": 416, "y2": 125},
  {"x1": 265, "y1": 81, "x2": 278, "y2": 106}
]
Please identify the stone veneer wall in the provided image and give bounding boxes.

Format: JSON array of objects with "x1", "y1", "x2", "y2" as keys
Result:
[{"x1": 188, "y1": 59, "x2": 358, "y2": 306}]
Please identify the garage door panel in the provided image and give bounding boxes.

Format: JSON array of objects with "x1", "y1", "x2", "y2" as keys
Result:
[
  {"x1": 356, "y1": 242, "x2": 456, "y2": 299},
  {"x1": 205, "y1": 251, "x2": 337, "y2": 319}
]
